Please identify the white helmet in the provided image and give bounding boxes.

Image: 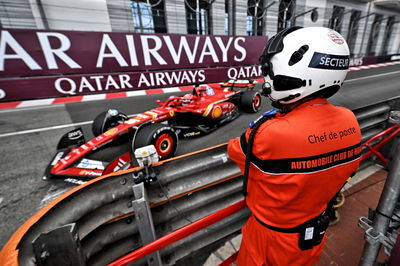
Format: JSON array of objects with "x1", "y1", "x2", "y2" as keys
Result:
[{"x1": 260, "y1": 26, "x2": 350, "y2": 106}]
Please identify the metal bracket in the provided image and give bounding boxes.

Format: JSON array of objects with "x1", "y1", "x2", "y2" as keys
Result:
[
  {"x1": 32, "y1": 223, "x2": 85, "y2": 266},
  {"x1": 132, "y1": 163, "x2": 158, "y2": 185},
  {"x1": 132, "y1": 182, "x2": 162, "y2": 266},
  {"x1": 388, "y1": 111, "x2": 400, "y2": 124},
  {"x1": 358, "y1": 216, "x2": 397, "y2": 255},
  {"x1": 384, "y1": 230, "x2": 399, "y2": 256}
]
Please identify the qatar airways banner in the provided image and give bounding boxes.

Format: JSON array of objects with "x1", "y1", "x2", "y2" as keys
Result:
[
  {"x1": 0, "y1": 29, "x2": 267, "y2": 102},
  {"x1": 348, "y1": 53, "x2": 400, "y2": 67}
]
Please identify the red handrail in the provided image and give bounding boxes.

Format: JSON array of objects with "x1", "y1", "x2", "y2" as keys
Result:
[
  {"x1": 108, "y1": 200, "x2": 247, "y2": 266},
  {"x1": 360, "y1": 124, "x2": 400, "y2": 165},
  {"x1": 219, "y1": 251, "x2": 239, "y2": 266}
]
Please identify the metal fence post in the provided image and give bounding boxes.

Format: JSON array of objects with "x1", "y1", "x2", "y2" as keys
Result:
[
  {"x1": 132, "y1": 182, "x2": 162, "y2": 266},
  {"x1": 359, "y1": 137, "x2": 400, "y2": 266}
]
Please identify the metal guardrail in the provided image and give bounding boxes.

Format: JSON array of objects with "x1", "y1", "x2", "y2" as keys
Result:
[
  {"x1": 1, "y1": 97, "x2": 399, "y2": 266},
  {"x1": 354, "y1": 102, "x2": 392, "y2": 169}
]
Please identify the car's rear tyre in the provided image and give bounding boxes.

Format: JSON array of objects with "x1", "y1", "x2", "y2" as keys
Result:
[
  {"x1": 92, "y1": 109, "x2": 127, "y2": 136},
  {"x1": 134, "y1": 123, "x2": 178, "y2": 160},
  {"x1": 240, "y1": 91, "x2": 262, "y2": 113}
]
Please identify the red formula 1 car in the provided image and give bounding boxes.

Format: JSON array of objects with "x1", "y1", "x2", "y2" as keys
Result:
[{"x1": 43, "y1": 81, "x2": 262, "y2": 184}]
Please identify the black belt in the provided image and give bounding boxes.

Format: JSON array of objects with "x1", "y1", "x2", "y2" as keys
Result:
[
  {"x1": 254, "y1": 215, "x2": 304, "y2": 233},
  {"x1": 253, "y1": 192, "x2": 341, "y2": 234}
]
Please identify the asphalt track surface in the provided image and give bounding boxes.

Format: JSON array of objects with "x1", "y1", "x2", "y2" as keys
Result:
[{"x1": 0, "y1": 64, "x2": 399, "y2": 250}]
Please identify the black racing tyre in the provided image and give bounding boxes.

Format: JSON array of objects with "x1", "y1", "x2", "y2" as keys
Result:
[
  {"x1": 134, "y1": 123, "x2": 178, "y2": 160},
  {"x1": 240, "y1": 91, "x2": 262, "y2": 113},
  {"x1": 92, "y1": 111, "x2": 109, "y2": 136},
  {"x1": 92, "y1": 109, "x2": 127, "y2": 136}
]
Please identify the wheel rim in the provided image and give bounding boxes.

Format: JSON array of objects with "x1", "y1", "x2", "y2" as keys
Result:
[
  {"x1": 253, "y1": 95, "x2": 261, "y2": 110},
  {"x1": 155, "y1": 133, "x2": 174, "y2": 157}
]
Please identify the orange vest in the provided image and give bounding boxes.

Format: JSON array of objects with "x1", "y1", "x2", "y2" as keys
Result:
[{"x1": 228, "y1": 98, "x2": 361, "y2": 228}]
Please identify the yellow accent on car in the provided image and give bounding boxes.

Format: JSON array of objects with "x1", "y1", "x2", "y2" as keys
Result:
[
  {"x1": 212, "y1": 106, "x2": 222, "y2": 118},
  {"x1": 145, "y1": 111, "x2": 158, "y2": 119}
]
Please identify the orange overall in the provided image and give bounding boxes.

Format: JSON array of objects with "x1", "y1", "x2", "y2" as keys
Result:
[{"x1": 228, "y1": 98, "x2": 361, "y2": 266}]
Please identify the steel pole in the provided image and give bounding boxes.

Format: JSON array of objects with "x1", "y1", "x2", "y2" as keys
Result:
[
  {"x1": 254, "y1": 4, "x2": 257, "y2": 35},
  {"x1": 196, "y1": 0, "x2": 200, "y2": 34},
  {"x1": 227, "y1": 0, "x2": 235, "y2": 35},
  {"x1": 36, "y1": 0, "x2": 50, "y2": 29},
  {"x1": 359, "y1": 139, "x2": 400, "y2": 266},
  {"x1": 359, "y1": 1, "x2": 372, "y2": 56}
]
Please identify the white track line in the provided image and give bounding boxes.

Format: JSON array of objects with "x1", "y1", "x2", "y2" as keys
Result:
[
  {"x1": 0, "y1": 114, "x2": 138, "y2": 138},
  {"x1": 126, "y1": 90, "x2": 147, "y2": 96},
  {"x1": 82, "y1": 94, "x2": 107, "y2": 101},
  {"x1": 345, "y1": 70, "x2": 400, "y2": 83},
  {"x1": 0, "y1": 121, "x2": 92, "y2": 138},
  {"x1": 18, "y1": 98, "x2": 55, "y2": 108}
]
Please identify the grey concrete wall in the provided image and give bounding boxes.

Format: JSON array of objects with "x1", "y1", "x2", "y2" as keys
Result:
[
  {"x1": 390, "y1": 23, "x2": 400, "y2": 54},
  {"x1": 41, "y1": 0, "x2": 112, "y2": 31},
  {"x1": 321, "y1": 0, "x2": 400, "y2": 57},
  {"x1": 263, "y1": 0, "x2": 280, "y2": 37},
  {"x1": 235, "y1": 0, "x2": 248, "y2": 35},
  {"x1": 0, "y1": 0, "x2": 37, "y2": 29},
  {"x1": 165, "y1": 0, "x2": 187, "y2": 34},
  {"x1": 211, "y1": 0, "x2": 226, "y2": 35},
  {"x1": 323, "y1": 0, "x2": 371, "y2": 57},
  {"x1": 304, "y1": 0, "x2": 327, "y2": 27},
  {"x1": 106, "y1": 0, "x2": 134, "y2": 32}
]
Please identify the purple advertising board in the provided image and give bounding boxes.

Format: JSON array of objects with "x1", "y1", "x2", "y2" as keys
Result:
[
  {"x1": 1, "y1": 65, "x2": 262, "y2": 101},
  {"x1": 349, "y1": 56, "x2": 377, "y2": 67},
  {"x1": 0, "y1": 29, "x2": 268, "y2": 102}
]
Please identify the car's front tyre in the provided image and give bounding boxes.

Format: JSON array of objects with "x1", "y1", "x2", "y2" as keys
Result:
[{"x1": 133, "y1": 123, "x2": 178, "y2": 160}]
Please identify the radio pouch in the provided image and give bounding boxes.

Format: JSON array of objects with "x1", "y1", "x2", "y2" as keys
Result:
[
  {"x1": 298, "y1": 212, "x2": 330, "y2": 250},
  {"x1": 298, "y1": 188, "x2": 343, "y2": 250}
]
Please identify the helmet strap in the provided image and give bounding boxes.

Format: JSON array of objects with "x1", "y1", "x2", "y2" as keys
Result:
[
  {"x1": 272, "y1": 93, "x2": 323, "y2": 113},
  {"x1": 271, "y1": 93, "x2": 301, "y2": 111}
]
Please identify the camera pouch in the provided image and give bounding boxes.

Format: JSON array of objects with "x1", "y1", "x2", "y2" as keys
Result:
[{"x1": 298, "y1": 214, "x2": 330, "y2": 250}]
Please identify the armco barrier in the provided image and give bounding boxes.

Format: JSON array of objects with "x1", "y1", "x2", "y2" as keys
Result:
[{"x1": 1, "y1": 97, "x2": 399, "y2": 266}]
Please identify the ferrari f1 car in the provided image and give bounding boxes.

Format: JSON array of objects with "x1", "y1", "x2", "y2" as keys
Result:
[{"x1": 43, "y1": 81, "x2": 262, "y2": 183}]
